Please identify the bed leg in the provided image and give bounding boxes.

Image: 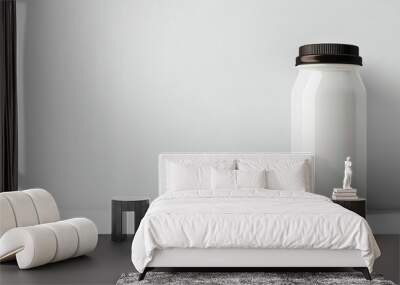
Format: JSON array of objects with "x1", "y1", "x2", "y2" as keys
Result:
[
  {"x1": 354, "y1": 267, "x2": 371, "y2": 280},
  {"x1": 138, "y1": 268, "x2": 147, "y2": 281}
]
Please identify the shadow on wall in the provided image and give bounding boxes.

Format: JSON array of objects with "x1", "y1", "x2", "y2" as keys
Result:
[
  {"x1": 363, "y1": 67, "x2": 400, "y2": 212},
  {"x1": 16, "y1": 0, "x2": 27, "y2": 188},
  {"x1": 16, "y1": 0, "x2": 118, "y2": 232},
  {"x1": 16, "y1": 0, "x2": 118, "y2": 228}
]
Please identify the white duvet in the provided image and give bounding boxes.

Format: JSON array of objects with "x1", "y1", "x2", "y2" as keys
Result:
[{"x1": 131, "y1": 189, "x2": 380, "y2": 272}]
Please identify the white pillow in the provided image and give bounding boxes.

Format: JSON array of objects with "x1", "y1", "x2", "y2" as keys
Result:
[
  {"x1": 237, "y1": 159, "x2": 309, "y2": 191},
  {"x1": 267, "y1": 166, "x2": 307, "y2": 191},
  {"x1": 211, "y1": 169, "x2": 267, "y2": 190},
  {"x1": 211, "y1": 168, "x2": 236, "y2": 190},
  {"x1": 166, "y1": 160, "x2": 235, "y2": 191},
  {"x1": 168, "y1": 163, "x2": 210, "y2": 191},
  {"x1": 237, "y1": 169, "x2": 267, "y2": 188}
]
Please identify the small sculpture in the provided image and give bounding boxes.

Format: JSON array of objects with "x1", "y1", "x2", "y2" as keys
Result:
[{"x1": 342, "y1": 156, "x2": 352, "y2": 189}]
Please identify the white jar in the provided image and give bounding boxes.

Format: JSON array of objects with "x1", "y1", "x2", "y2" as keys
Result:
[{"x1": 291, "y1": 44, "x2": 366, "y2": 198}]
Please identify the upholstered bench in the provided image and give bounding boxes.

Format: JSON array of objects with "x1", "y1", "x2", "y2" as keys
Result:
[{"x1": 0, "y1": 189, "x2": 98, "y2": 269}]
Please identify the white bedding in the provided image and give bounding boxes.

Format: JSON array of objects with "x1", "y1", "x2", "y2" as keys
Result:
[{"x1": 131, "y1": 189, "x2": 380, "y2": 273}]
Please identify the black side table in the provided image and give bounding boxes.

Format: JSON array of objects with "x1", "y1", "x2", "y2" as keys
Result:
[
  {"x1": 112, "y1": 196, "x2": 150, "y2": 242},
  {"x1": 332, "y1": 198, "x2": 366, "y2": 218}
]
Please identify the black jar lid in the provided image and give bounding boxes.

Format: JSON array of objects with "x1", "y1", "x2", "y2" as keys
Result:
[{"x1": 296, "y1": 43, "x2": 362, "y2": 66}]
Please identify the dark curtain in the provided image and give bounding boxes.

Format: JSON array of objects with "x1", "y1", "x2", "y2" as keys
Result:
[{"x1": 0, "y1": 0, "x2": 17, "y2": 192}]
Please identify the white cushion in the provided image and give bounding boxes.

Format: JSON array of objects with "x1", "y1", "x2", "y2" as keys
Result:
[
  {"x1": 167, "y1": 163, "x2": 211, "y2": 190},
  {"x1": 0, "y1": 189, "x2": 60, "y2": 234},
  {"x1": 238, "y1": 159, "x2": 309, "y2": 191},
  {"x1": 0, "y1": 226, "x2": 57, "y2": 269},
  {"x1": 0, "y1": 218, "x2": 98, "y2": 269},
  {"x1": 211, "y1": 169, "x2": 267, "y2": 190},
  {"x1": 0, "y1": 196, "x2": 16, "y2": 237},
  {"x1": 42, "y1": 221, "x2": 78, "y2": 262},
  {"x1": 211, "y1": 168, "x2": 236, "y2": 190},
  {"x1": 64, "y1": 218, "x2": 98, "y2": 257},
  {"x1": 0, "y1": 189, "x2": 98, "y2": 269},
  {"x1": 237, "y1": 170, "x2": 267, "y2": 188},
  {"x1": 167, "y1": 160, "x2": 235, "y2": 191},
  {"x1": 1, "y1": 192, "x2": 39, "y2": 227},
  {"x1": 24, "y1": 189, "x2": 60, "y2": 223}
]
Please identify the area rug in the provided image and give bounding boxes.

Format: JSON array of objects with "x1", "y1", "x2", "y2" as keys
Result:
[{"x1": 116, "y1": 272, "x2": 396, "y2": 285}]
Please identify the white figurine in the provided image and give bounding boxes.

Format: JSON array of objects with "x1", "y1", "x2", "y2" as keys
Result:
[{"x1": 342, "y1": 156, "x2": 352, "y2": 189}]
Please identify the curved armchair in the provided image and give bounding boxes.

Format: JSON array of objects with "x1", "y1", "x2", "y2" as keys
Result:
[{"x1": 0, "y1": 189, "x2": 97, "y2": 269}]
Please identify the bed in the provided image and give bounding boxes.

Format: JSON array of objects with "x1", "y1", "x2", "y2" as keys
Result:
[{"x1": 131, "y1": 153, "x2": 380, "y2": 280}]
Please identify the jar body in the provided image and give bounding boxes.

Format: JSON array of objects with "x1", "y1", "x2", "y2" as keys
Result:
[{"x1": 291, "y1": 64, "x2": 366, "y2": 197}]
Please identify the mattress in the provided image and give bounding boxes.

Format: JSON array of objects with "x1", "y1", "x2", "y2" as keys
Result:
[{"x1": 131, "y1": 189, "x2": 380, "y2": 273}]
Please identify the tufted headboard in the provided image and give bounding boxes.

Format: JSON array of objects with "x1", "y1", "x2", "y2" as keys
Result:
[{"x1": 158, "y1": 152, "x2": 314, "y2": 195}]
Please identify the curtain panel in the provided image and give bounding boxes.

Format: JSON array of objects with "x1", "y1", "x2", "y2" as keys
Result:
[{"x1": 0, "y1": 0, "x2": 17, "y2": 192}]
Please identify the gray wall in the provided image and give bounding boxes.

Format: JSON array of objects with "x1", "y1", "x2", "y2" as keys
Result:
[{"x1": 16, "y1": 0, "x2": 400, "y2": 233}]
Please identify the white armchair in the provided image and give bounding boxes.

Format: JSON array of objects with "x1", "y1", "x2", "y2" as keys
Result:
[{"x1": 0, "y1": 189, "x2": 98, "y2": 269}]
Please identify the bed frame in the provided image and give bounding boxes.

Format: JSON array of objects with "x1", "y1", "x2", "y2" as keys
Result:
[{"x1": 139, "y1": 153, "x2": 371, "y2": 280}]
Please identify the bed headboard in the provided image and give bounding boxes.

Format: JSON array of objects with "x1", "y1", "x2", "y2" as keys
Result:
[{"x1": 158, "y1": 152, "x2": 315, "y2": 195}]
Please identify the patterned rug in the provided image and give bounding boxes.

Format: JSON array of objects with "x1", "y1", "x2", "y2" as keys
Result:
[{"x1": 116, "y1": 271, "x2": 396, "y2": 285}]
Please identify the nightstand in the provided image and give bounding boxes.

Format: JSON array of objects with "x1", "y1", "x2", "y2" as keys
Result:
[
  {"x1": 111, "y1": 196, "x2": 150, "y2": 242},
  {"x1": 332, "y1": 198, "x2": 366, "y2": 218}
]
